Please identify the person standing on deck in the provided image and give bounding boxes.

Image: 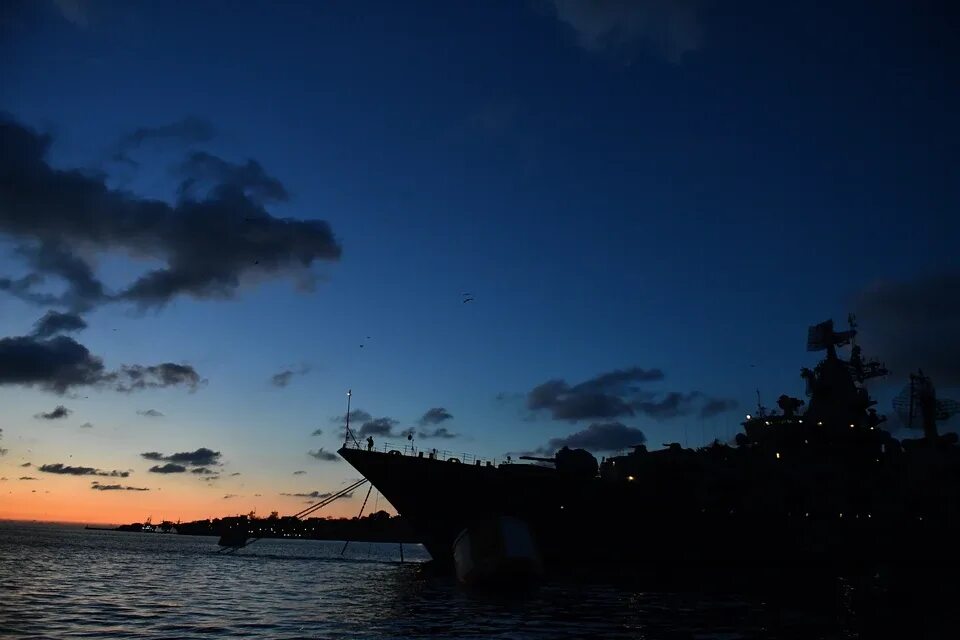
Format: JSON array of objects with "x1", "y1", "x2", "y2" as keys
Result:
[{"x1": 366, "y1": 436, "x2": 374, "y2": 451}]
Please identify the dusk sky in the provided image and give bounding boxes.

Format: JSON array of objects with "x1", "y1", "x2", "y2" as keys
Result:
[{"x1": 1, "y1": 0, "x2": 957, "y2": 524}]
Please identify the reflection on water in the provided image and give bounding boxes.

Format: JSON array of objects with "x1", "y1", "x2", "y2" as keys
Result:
[{"x1": 1, "y1": 522, "x2": 852, "y2": 639}]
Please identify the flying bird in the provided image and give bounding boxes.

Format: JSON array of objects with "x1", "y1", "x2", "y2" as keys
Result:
[{"x1": 463, "y1": 297, "x2": 474, "y2": 303}]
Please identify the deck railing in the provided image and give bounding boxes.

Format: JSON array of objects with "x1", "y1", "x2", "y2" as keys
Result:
[{"x1": 342, "y1": 438, "x2": 503, "y2": 467}]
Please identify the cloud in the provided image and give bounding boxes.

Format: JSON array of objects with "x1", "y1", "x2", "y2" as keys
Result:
[
  {"x1": 0, "y1": 116, "x2": 341, "y2": 312},
  {"x1": 548, "y1": 0, "x2": 702, "y2": 63},
  {"x1": 293, "y1": 470, "x2": 306, "y2": 475},
  {"x1": 229, "y1": 472, "x2": 241, "y2": 477},
  {"x1": 525, "y1": 367, "x2": 733, "y2": 423},
  {"x1": 0, "y1": 448, "x2": 7, "y2": 456},
  {"x1": 80, "y1": 422, "x2": 93, "y2": 428},
  {"x1": 854, "y1": 273, "x2": 960, "y2": 386},
  {"x1": 632, "y1": 391, "x2": 701, "y2": 420},
  {"x1": 20, "y1": 476, "x2": 37, "y2": 480},
  {"x1": 699, "y1": 397, "x2": 738, "y2": 419},
  {"x1": 307, "y1": 448, "x2": 338, "y2": 462},
  {"x1": 190, "y1": 467, "x2": 217, "y2": 475},
  {"x1": 355, "y1": 417, "x2": 414, "y2": 439},
  {"x1": 310, "y1": 428, "x2": 323, "y2": 436},
  {"x1": 34, "y1": 405, "x2": 71, "y2": 420},
  {"x1": 90, "y1": 482, "x2": 149, "y2": 491},
  {"x1": 148, "y1": 463, "x2": 186, "y2": 474},
  {"x1": 223, "y1": 494, "x2": 238, "y2": 499},
  {"x1": 270, "y1": 365, "x2": 309, "y2": 388},
  {"x1": 527, "y1": 367, "x2": 664, "y2": 421},
  {"x1": 281, "y1": 490, "x2": 332, "y2": 498},
  {"x1": 137, "y1": 409, "x2": 164, "y2": 418},
  {"x1": 31, "y1": 311, "x2": 87, "y2": 338},
  {"x1": 418, "y1": 407, "x2": 453, "y2": 426},
  {"x1": 115, "y1": 117, "x2": 216, "y2": 155},
  {"x1": 330, "y1": 409, "x2": 373, "y2": 425},
  {"x1": 39, "y1": 463, "x2": 130, "y2": 477},
  {"x1": 418, "y1": 427, "x2": 458, "y2": 439},
  {"x1": 21, "y1": 462, "x2": 31, "y2": 467},
  {"x1": 140, "y1": 448, "x2": 221, "y2": 467},
  {"x1": 115, "y1": 364, "x2": 202, "y2": 393},
  {"x1": 536, "y1": 422, "x2": 647, "y2": 454},
  {"x1": 52, "y1": 0, "x2": 89, "y2": 28},
  {"x1": 0, "y1": 331, "x2": 203, "y2": 395}
]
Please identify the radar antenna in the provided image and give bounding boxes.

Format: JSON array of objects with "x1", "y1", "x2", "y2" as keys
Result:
[{"x1": 892, "y1": 370, "x2": 960, "y2": 439}]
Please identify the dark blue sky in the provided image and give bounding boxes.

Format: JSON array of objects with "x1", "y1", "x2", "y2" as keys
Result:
[{"x1": 1, "y1": 1, "x2": 957, "y2": 519}]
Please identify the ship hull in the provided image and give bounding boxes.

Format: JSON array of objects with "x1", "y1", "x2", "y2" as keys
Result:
[{"x1": 339, "y1": 447, "x2": 954, "y2": 580}]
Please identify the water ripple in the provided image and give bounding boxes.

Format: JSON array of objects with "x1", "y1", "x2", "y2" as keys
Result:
[{"x1": 0, "y1": 522, "x2": 853, "y2": 639}]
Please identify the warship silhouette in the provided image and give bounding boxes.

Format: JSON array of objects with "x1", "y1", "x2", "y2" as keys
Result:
[{"x1": 339, "y1": 317, "x2": 959, "y2": 581}]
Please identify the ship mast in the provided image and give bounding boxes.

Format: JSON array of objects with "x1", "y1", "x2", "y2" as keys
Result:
[{"x1": 343, "y1": 389, "x2": 360, "y2": 447}]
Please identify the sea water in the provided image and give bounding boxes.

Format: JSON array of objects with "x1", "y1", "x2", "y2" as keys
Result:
[{"x1": 0, "y1": 521, "x2": 854, "y2": 639}]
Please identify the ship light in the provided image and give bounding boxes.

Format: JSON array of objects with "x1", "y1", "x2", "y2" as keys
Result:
[
  {"x1": 798, "y1": 419, "x2": 803, "y2": 423},
  {"x1": 868, "y1": 514, "x2": 871, "y2": 518},
  {"x1": 765, "y1": 421, "x2": 770, "y2": 426},
  {"x1": 805, "y1": 512, "x2": 809, "y2": 517},
  {"x1": 746, "y1": 414, "x2": 752, "y2": 420},
  {"x1": 818, "y1": 421, "x2": 823, "y2": 426},
  {"x1": 627, "y1": 475, "x2": 635, "y2": 481},
  {"x1": 839, "y1": 513, "x2": 843, "y2": 518},
  {"x1": 775, "y1": 452, "x2": 781, "y2": 459},
  {"x1": 560, "y1": 505, "x2": 565, "y2": 510}
]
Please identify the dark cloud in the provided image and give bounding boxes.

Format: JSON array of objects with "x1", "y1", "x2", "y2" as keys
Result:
[
  {"x1": 356, "y1": 417, "x2": 413, "y2": 439},
  {"x1": 229, "y1": 472, "x2": 241, "y2": 477},
  {"x1": 0, "y1": 448, "x2": 7, "y2": 456},
  {"x1": 20, "y1": 462, "x2": 31, "y2": 467},
  {"x1": 32, "y1": 311, "x2": 87, "y2": 338},
  {"x1": 699, "y1": 398, "x2": 738, "y2": 419},
  {"x1": 91, "y1": 482, "x2": 149, "y2": 491},
  {"x1": 148, "y1": 463, "x2": 187, "y2": 474},
  {"x1": 270, "y1": 365, "x2": 309, "y2": 388},
  {"x1": 34, "y1": 405, "x2": 71, "y2": 420},
  {"x1": 137, "y1": 409, "x2": 164, "y2": 418},
  {"x1": 140, "y1": 448, "x2": 221, "y2": 467},
  {"x1": 223, "y1": 494, "x2": 238, "y2": 499},
  {"x1": 202, "y1": 476, "x2": 220, "y2": 482},
  {"x1": 39, "y1": 463, "x2": 130, "y2": 477},
  {"x1": 0, "y1": 332, "x2": 203, "y2": 395},
  {"x1": 418, "y1": 407, "x2": 453, "y2": 426},
  {"x1": 0, "y1": 116, "x2": 341, "y2": 311},
  {"x1": 307, "y1": 448, "x2": 338, "y2": 462},
  {"x1": 293, "y1": 470, "x2": 306, "y2": 475},
  {"x1": 855, "y1": 273, "x2": 960, "y2": 386},
  {"x1": 178, "y1": 151, "x2": 289, "y2": 204},
  {"x1": 536, "y1": 422, "x2": 647, "y2": 454},
  {"x1": 79, "y1": 422, "x2": 93, "y2": 428},
  {"x1": 310, "y1": 428, "x2": 323, "y2": 436},
  {"x1": 20, "y1": 476, "x2": 37, "y2": 480},
  {"x1": 548, "y1": 0, "x2": 702, "y2": 63},
  {"x1": 330, "y1": 409, "x2": 373, "y2": 425},
  {"x1": 190, "y1": 467, "x2": 217, "y2": 475},
  {"x1": 116, "y1": 364, "x2": 202, "y2": 393},
  {"x1": 632, "y1": 391, "x2": 701, "y2": 420},
  {"x1": 526, "y1": 367, "x2": 732, "y2": 423},
  {"x1": 116, "y1": 117, "x2": 216, "y2": 155},
  {"x1": 281, "y1": 490, "x2": 332, "y2": 498},
  {"x1": 418, "y1": 427, "x2": 458, "y2": 439},
  {"x1": 271, "y1": 370, "x2": 294, "y2": 387},
  {"x1": 527, "y1": 367, "x2": 664, "y2": 421}
]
